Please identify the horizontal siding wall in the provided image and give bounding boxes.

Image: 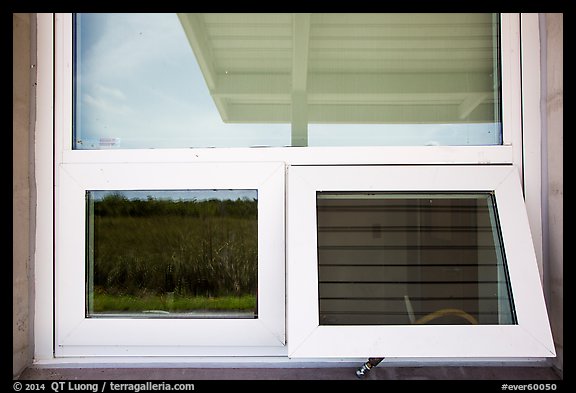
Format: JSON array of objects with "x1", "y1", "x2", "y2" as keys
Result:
[{"x1": 317, "y1": 193, "x2": 515, "y2": 326}]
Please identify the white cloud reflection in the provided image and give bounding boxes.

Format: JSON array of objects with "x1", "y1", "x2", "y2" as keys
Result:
[{"x1": 75, "y1": 13, "x2": 290, "y2": 149}]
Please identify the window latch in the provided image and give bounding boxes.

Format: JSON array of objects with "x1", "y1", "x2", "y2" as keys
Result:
[{"x1": 355, "y1": 357, "x2": 384, "y2": 379}]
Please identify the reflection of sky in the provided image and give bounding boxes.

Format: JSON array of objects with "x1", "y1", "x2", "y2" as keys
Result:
[
  {"x1": 75, "y1": 13, "x2": 501, "y2": 149},
  {"x1": 90, "y1": 190, "x2": 257, "y2": 201},
  {"x1": 75, "y1": 13, "x2": 290, "y2": 149}
]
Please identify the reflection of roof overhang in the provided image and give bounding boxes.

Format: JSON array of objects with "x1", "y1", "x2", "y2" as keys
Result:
[{"x1": 178, "y1": 13, "x2": 498, "y2": 146}]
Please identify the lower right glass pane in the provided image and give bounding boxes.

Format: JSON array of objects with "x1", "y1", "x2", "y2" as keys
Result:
[{"x1": 317, "y1": 192, "x2": 517, "y2": 325}]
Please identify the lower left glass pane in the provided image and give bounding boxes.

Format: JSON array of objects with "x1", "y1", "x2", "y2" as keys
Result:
[{"x1": 85, "y1": 190, "x2": 258, "y2": 319}]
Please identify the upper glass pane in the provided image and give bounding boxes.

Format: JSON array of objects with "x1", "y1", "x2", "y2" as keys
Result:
[
  {"x1": 74, "y1": 13, "x2": 501, "y2": 149},
  {"x1": 316, "y1": 192, "x2": 516, "y2": 325},
  {"x1": 86, "y1": 189, "x2": 258, "y2": 319}
]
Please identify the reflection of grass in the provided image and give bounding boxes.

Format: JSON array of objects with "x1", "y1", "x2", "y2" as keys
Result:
[
  {"x1": 93, "y1": 294, "x2": 256, "y2": 313},
  {"x1": 92, "y1": 197, "x2": 258, "y2": 300}
]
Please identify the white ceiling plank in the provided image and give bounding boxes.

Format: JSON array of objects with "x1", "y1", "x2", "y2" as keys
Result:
[
  {"x1": 308, "y1": 59, "x2": 493, "y2": 73},
  {"x1": 225, "y1": 102, "x2": 495, "y2": 124},
  {"x1": 202, "y1": 13, "x2": 292, "y2": 25},
  {"x1": 227, "y1": 103, "x2": 291, "y2": 123},
  {"x1": 211, "y1": 38, "x2": 293, "y2": 50},
  {"x1": 309, "y1": 38, "x2": 495, "y2": 50},
  {"x1": 206, "y1": 25, "x2": 293, "y2": 38},
  {"x1": 307, "y1": 103, "x2": 495, "y2": 123},
  {"x1": 311, "y1": 25, "x2": 495, "y2": 39},
  {"x1": 178, "y1": 13, "x2": 230, "y2": 121},
  {"x1": 212, "y1": 73, "x2": 493, "y2": 96},
  {"x1": 215, "y1": 74, "x2": 291, "y2": 96},
  {"x1": 310, "y1": 13, "x2": 493, "y2": 25}
]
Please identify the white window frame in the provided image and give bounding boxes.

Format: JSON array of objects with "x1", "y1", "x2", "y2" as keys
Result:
[
  {"x1": 54, "y1": 13, "x2": 520, "y2": 166},
  {"x1": 32, "y1": 13, "x2": 545, "y2": 362},
  {"x1": 56, "y1": 162, "x2": 286, "y2": 357},
  {"x1": 286, "y1": 165, "x2": 555, "y2": 358}
]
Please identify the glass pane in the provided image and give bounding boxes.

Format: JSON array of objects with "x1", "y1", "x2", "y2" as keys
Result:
[
  {"x1": 316, "y1": 192, "x2": 516, "y2": 325},
  {"x1": 74, "y1": 13, "x2": 501, "y2": 149},
  {"x1": 308, "y1": 13, "x2": 502, "y2": 146},
  {"x1": 73, "y1": 13, "x2": 290, "y2": 149},
  {"x1": 86, "y1": 190, "x2": 258, "y2": 318}
]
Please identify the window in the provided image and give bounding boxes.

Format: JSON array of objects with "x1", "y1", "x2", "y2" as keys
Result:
[
  {"x1": 287, "y1": 165, "x2": 554, "y2": 357},
  {"x1": 316, "y1": 192, "x2": 515, "y2": 326},
  {"x1": 73, "y1": 13, "x2": 502, "y2": 149},
  {"x1": 56, "y1": 163, "x2": 285, "y2": 356},
  {"x1": 86, "y1": 189, "x2": 259, "y2": 319},
  {"x1": 43, "y1": 13, "x2": 552, "y2": 360}
]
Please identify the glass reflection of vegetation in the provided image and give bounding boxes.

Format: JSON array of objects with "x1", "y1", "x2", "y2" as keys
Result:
[{"x1": 86, "y1": 190, "x2": 258, "y2": 318}]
